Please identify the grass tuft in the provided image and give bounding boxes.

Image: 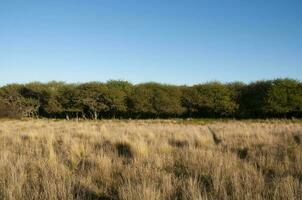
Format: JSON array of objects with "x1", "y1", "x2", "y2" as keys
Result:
[{"x1": 0, "y1": 119, "x2": 301, "y2": 200}]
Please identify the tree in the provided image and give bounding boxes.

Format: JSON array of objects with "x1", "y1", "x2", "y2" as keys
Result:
[
  {"x1": 77, "y1": 82, "x2": 110, "y2": 120},
  {"x1": 0, "y1": 84, "x2": 40, "y2": 118},
  {"x1": 152, "y1": 84, "x2": 185, "y2": 117},
  {"x1": 128, "y1": 83, "x2": 185, "y2": 118},
  {"x1": 265, "y1": 79, "x2": 302, "y2": 117},
  {"x1": 57, "y1": 84, "x2": 82, "y2": 120},
  {"x1": 127, "y1": 83, "x2": 157, "y2": 118},
  {"x1": 186, "y1": 82, "x2": 238, "y2": 117},
  {"x1": 227, "y1": 82, "x2": 246, "y2": 117},
  {"x1": 105, "y1": 80, "x2": 133, "y2": 118},
  {"x1": 22, "y1": 82, "x2": 65, "y2": 118},
  {"x1": 182, "y1": 86, "x2": 203, "y2": 117},
  {"x1": 239, "y1": 80, "x2": 272, "y2": 118}
]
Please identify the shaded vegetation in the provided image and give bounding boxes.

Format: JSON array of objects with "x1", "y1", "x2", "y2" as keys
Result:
[{"x1": 0, "y1": 78, "x2": 301, "y2": 119}]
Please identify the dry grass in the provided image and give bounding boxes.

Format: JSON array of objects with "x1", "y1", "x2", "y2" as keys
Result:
[{"x1": 0, "y1": 119, "x2": 301, "y2": 200}]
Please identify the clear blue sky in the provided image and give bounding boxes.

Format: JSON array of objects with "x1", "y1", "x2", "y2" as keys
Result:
[{"x1": 0, "y1": 0, "x2": 301, "y2": 85}]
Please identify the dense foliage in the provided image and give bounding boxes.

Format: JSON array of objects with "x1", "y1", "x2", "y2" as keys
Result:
[{"x1": 0, "y1": 79, "x2": 301, "y2": 119}]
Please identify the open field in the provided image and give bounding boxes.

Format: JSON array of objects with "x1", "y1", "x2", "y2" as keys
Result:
[{"x1": 0, "y1": 119, "x2": 301, "y2": 200}]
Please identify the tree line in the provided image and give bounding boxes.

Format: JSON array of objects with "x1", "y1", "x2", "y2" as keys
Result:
[{"x1": 0, "y1": 78, "x2": 301, "y2": 119}]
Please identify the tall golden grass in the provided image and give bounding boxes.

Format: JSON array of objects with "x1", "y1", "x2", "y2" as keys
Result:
[{"x1": 0, "y1": 119, "x2": 301, "y2": 200}]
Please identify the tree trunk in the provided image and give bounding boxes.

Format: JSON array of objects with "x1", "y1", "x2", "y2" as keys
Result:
[
  {"x1": 66, "y1": 113, "x2": 70, "y2": 120},
  {"x1": 82, "y1": 112, "x2": 86, "y2": 120},
  {"x1": 94, "y1": 111, "x2": 98, "y2": 120}
]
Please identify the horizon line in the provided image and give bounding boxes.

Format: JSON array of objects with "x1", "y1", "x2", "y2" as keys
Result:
[{"x1": 0, "y1": 77, "x2": 301, "y2": 87}]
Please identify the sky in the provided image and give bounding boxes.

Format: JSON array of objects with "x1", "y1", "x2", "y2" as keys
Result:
[{"x1": 0, "y1": 0, "x2": 301, "y2": 85}]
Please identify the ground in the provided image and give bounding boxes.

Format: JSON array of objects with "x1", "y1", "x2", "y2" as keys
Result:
[{"x1": 0, "y1": 119, "x2": 301, "y2": 200}]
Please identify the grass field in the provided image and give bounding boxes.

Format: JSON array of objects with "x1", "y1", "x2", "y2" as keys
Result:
[{"x1": 0, "y1": 119, "x2": 301, "y2": 200}]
